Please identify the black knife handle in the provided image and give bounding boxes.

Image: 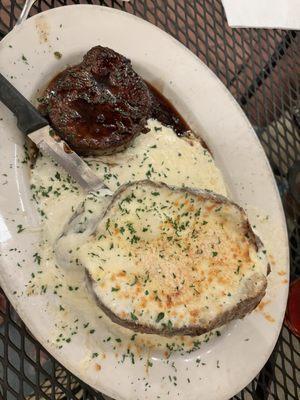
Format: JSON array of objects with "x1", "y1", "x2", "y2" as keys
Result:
[{"x1": 0, "y1": 73, "x2": 48, "y2": 135}]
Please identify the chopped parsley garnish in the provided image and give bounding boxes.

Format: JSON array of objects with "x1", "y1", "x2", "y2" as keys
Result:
[
  {"x1": 54, "y1": 51, "x2": 62, "y2": 59},
  {"x1": 33, "y1": 252, "x2": 41, "y2": 264},
  {"x1": 126, "y1": 222, "x2": 136, "y2": 234},
  {"x1": 156, "y1": 312, "x2": 165, "y2": 323},
  {"x1": 17, "y1": 224, "x2": 25, "y2": 233},
  {"x1": 235, "y1": 266, "x2": 241, "y2": 274},
  {"x1": 105, "y1": 218, "x2": 111, "y2": 232},
  {"x1": 130, "y1": 312, "x2": 138, "y2": 321},
  {"x1": 130, "y1": 235, "x2": 140, "y2": 244},
  {"x1": 167, "y1": 320, "x2": 173, "y2": 330},
  {"x1": 195, "y1": 208, "x2": 201, "y2": 217},
  {"x1": 22, "y1": 54, "x2": 28, "y2": 64}
]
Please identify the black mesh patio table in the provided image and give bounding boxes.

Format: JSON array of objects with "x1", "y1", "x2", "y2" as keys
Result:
[{"x1": 0, "y1": 1, "x2": 299, "y2": 399}]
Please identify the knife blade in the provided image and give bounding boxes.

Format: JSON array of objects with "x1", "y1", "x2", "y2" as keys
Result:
[
  {"x1": 0, "y1": 73, "x2": 107, "y2": 193},
  {"x1": 29, "y1": 126, "x2": 108, "y2": 192}
]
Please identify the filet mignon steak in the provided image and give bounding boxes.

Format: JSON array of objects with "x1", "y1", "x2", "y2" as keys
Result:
[{"x1": 39, "y1": 46, "x2": 152, "y2": 156}]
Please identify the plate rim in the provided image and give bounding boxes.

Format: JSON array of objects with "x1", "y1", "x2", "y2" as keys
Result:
[{"x1": 0, "y1": 5, "x2": 289, "y2": 400}]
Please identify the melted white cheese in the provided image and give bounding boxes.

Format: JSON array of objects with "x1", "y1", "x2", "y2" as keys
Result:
[
  {"x1": 32, "y1": 120, "x2": 227, "y2": 263},
  {"x1": 30, "y1": 119, "x2": 241, "y2": 337},
  {"x1": 92, "y1": 119, "x2": 227, "y2": 195},
  {"x1": 80, "y1": 182, "x2": 268, "y2": 331}
]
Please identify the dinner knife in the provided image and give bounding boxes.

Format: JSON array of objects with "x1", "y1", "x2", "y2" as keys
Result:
[{"x1": 0, "y1": 73, "x2": 106, "y2": 193}]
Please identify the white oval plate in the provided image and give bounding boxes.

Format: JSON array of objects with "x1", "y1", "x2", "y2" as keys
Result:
[{"x1": 0, "y1": 5, "x2": 289, "y2": 400}]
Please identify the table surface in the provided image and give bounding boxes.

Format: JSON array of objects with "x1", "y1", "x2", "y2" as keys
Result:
[{"x1": 0, "y1": 1, "x2": 299, "y2": 399}]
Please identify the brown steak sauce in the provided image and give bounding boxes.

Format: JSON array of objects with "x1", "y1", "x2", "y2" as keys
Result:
[
  {"x1": 147, "y1": 83, "x2": 190, "y2": 136},
  {"x1": 38, "y1": 70, "x2": 208, "y2": 152}
]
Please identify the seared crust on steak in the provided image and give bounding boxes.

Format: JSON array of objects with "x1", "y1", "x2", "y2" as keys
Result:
[{"x1": 39, "y1": 46, "x2": 152, "y2": 156}]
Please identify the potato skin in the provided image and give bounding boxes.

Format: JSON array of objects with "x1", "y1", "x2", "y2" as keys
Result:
[{"x1": 85, "y1": 181, "x2": 269, "y2": 337}]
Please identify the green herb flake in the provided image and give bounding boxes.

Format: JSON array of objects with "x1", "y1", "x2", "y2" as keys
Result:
[
  {"x1": 33, "y1": 252, "x2": 41, "y2": 265},
  {"x1": 130, "y1": 312, "x2": 138, "y2": 321},
  {"x1": 106, "y1": 218, "x2": 111, "y2": 233},
  {"x1": 21, "y1": 54, "x2": 28, "y2": 64},
  {"x1": 17, "y1": 224, "x2": 25, "y2": 233},
  {"x1": 235, "y1": 265, "x2": 241, "y2": 275},
  {"x1": 54, "y1": 51, "x2": 62, "y2": 59},
  {"x1": 156, "y1": 312, "x2": 165, "y2": 323}
]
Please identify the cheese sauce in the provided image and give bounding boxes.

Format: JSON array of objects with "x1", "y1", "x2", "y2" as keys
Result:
[
  {"x1": 30, "y1": 119, "x2": 232, "y2": 348},
  {"x1": 31, "y1": 120, "x2": 227, "y2": 246}
]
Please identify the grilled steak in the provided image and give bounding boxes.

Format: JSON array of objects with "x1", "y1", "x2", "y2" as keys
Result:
[{"x1": 39, "y1": 46, "x2": 152, "y2": 155}]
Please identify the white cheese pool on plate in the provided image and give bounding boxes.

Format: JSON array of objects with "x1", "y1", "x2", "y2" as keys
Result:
[
  {"x1": 30, "y1": 119, "x2": 236, "y2": 350},
  {"x1": 31, "y1": 118, "x2": 227, "y2": 253}
]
